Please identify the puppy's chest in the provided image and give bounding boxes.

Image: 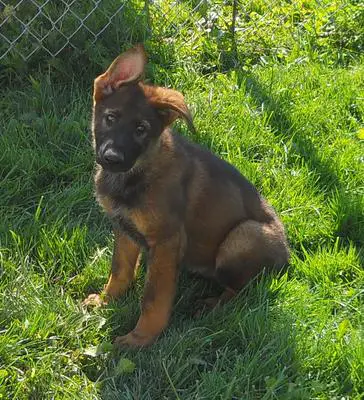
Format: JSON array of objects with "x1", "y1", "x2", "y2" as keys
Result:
[
  {"x1": 96, "y1": 169, "x2": 150, "y2": 246},
  {"x1": 96, "y1": 169, "x2": 147, "y2": 209},
  {"x1": 116, "y1": 172, "x2": 147, "y2": 208}
]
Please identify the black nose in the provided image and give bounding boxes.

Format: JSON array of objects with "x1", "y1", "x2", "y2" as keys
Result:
[{"x1": 102, "y1": 147, "x2": 125, "y2": 164}]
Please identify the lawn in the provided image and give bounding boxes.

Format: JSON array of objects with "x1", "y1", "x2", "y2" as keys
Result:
[{"x1": 0, "y1": 1, "x2": 363, "y2": 399}]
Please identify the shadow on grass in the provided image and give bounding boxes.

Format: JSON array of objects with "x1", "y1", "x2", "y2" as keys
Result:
[
  {"x1": 239, "y1": 72, "x2": 363, "y2": 250},
  {"x1": 78, "y1": 266, "x2": 357, "y2": 398},
  {"x1": 81, "y1": 272, "x2": 310, "y2": 399}
]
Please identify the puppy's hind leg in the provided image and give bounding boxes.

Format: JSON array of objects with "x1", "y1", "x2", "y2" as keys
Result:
[{"x1": 206, "y1": 219, "x2": 289, "y2": 309}]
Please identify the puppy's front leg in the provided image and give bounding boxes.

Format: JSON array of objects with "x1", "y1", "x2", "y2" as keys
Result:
[
  {"x1": 115, "y1": 232, "x2": 182, "y2": 347},
  {"x1": 83, "y1": 230, "x2": 140, "y2": 307}
]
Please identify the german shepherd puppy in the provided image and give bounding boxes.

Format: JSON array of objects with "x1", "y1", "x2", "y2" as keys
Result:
[{"x1": 83, "y1": 45, "x2": 289, "y2": 347}]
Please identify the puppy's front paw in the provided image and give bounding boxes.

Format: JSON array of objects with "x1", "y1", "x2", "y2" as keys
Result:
[
  {"x1": 82, "y1": 293, "x2": 108, "y2": 307},
  {"x1": 114, "y1": 331, "x2": 156, "y2": 348}
]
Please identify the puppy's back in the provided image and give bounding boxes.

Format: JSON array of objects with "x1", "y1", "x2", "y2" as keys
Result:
[{"x1": 172, "y1": 133, "x2": 276, "y2": 224}]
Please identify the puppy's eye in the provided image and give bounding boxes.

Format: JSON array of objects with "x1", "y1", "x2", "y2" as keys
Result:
[
  {"x1": 105, "y1": 113, "x2": 116, "y2": 125},
  {"x1": 135, "y1": 124, "x2": 147, "y2": 138}
]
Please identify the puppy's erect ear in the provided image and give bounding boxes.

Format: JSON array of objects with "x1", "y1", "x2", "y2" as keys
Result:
[
  {"x1": 142, "y1": 85, "x2": 196, "y2": 134},
  {"x1": 94, "y1": 44, "x2": 147, "y2": 102}
]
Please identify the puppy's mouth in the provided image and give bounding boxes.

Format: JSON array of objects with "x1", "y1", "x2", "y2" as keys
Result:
[
  {"x1": 96, "y1": 161, "x2": 134, "y2": 173},
  {"x1": 96, "y1": 158, "x2": 135, "y2": 173}
]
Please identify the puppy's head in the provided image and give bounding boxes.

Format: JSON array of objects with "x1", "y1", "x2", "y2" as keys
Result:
[{"x1": 92, "y1": 45, "x2": 195, "y2": 173}]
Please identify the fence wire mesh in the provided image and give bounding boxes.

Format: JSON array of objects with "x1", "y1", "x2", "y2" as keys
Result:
[
  {"x1": 0, "y1": 1, "x2": 362, "y2": 66},
  {"x1": 0, "y1": 0, "x2": 130, "y2": 60}
]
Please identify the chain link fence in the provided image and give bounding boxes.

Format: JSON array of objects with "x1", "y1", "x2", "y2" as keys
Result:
[
  {"x1": 0, "y1": 0, "x2": 136, "y2": 60},
  {"x1": 0, "y1": 0, "x2": 235, "y2": 61},
  {"x1": 0, "y1": 1, "x2": 362, "y2": 68}
]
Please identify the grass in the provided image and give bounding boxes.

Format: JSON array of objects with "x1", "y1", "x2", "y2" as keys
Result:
[{"x1": 1, "y1": 1, "x2": 364, "y2": 399}]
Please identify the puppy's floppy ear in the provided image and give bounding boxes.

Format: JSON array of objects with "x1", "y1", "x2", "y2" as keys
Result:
[
  {"x1": 94, "y1": 44, "x2": 147, "y2": 102},
  {"x1": 142, "y1": 85, "x2": 196, "y2": 134}
]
